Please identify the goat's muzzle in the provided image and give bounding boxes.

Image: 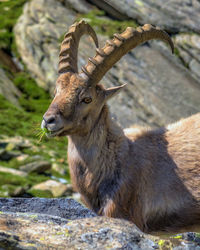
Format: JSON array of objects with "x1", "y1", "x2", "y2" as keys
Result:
[{"x1": 41, "y1": 112, "x2": 64, "y2": 137}]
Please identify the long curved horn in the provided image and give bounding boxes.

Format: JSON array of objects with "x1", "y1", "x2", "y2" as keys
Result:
[
  {"x1": 81, "y1": 24, "x2": 174, "y2": 85},
  {"x1": 59, "y1": 20, "x2": 99, "y2": 74}
]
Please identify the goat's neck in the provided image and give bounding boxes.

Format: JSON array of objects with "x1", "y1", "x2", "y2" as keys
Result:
[
  {"x1": 68, "y1": 105, "x2": 134, "y2": 214},
  {"x1": 68, "y1": 105, "x2": 128, "y2": 179},
  {"x1": 68, "y1": 105, "x2": 126, "y2": 167}
]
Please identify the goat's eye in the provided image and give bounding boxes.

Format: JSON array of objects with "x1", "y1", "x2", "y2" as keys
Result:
[{"x1": 82, "y1": 97, "x2": 92, "y2": 104}]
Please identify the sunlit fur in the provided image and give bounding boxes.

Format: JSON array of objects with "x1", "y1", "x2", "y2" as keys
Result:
[{"x1": 43, "y1": 71, "x2": 200, "y2": 233}]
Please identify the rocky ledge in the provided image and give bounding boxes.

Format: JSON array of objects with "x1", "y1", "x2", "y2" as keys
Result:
[{"x1": 1, "y1": 198, "x2": 200, "y2": 249}]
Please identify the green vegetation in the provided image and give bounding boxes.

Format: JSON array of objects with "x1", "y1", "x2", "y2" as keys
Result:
[
  {"x1": 0, "y1": 0, "x2": 69, "y2": 197},
  {"x1": 0, "y1": 0, "x2": 29, "y2": 52},
  {"x1": 77, "y1": 9, "x2": 138, "y2": 38},
  {"x1": 0, "y1": 171, "x2": 50, "y2": 197},
  {"x1": 0, "y1": 74, "x2": 50, "y2": 138},
  {"x1": 36, "y1": 128, "x2": 49, "y2": 142},
  {"x1": 27, "y1": 189, "x2": 53, "y2": 198},
  {"x1": 172, "y1": 235, "x2": 182, "y2": 239}
]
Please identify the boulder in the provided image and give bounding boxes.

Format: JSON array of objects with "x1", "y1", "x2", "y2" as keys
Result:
[
  {"x1": 14, "y1": 0, "x2": 200, "y2": 128},
  {"x1": 0, "y1": 166, "x2": 27, "y2": 177},
  {"x1": 0, "y1": 198, "x2": 96, "y2": 219},
  {"x1": 174, "y1": 33, "x2": 200, "y2": 81},
  {"x1": 19, "y1": 160, "x2": 51, "y2": 174},
  {"x1": 31, "y1": 180, "x2": 68, "y2": 197},
  {"x1": 0, "y1": 149, "x2": 21, "y2": 161},
  {"x1": 90, "y1": 0, "x2": 200, "y2": 34},
  {"x1": 52, "y1": 162, "x2": 66, "y2": 175},
  {"x1": 0, "y1": 213, "x2": 158, "y2": 249},
  {"x1": 16, "y1": 154, "x2": 29, "y2": 162},
  {"x1": 0, "y1": 185, "x2": 26, "y2": 197},
  {"x1": 14, "y1": 0, "x2": 77, "y2": 94},
  {"x1": 0, "y1": 135, "x2": 32, "y2": 151},
  {"x1": 0, "y1": 198, "x2": 200, "y2": 249},
  {"x1": 62, "y1": 0, "x2": 93, "y2": 14},
  {"x1": 0, "y1": 68, "x2": 21, "y2": 107},
  {"x1": 107, "y1": 42, "x2": 200, "y2": 127}
]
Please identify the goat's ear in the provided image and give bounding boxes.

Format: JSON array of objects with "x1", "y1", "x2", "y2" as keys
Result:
[{"x1": 105, "y1": 84, "x2": 126, "y2": 101}]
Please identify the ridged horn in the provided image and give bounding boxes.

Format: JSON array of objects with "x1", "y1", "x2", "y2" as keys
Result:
[
  {"x1": 81, "y1": 24, "x2": 174, "y2": 85},
  {"x1": 59, "y1": 20, "x2": 99, "y2": 74}
]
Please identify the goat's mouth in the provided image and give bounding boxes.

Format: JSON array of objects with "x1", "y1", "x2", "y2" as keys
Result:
[{"x1": 46, "y1": 127, "x2": 65, "y2": 138}]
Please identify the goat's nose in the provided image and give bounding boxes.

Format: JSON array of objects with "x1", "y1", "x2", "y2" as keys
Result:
[{"x1": 43, "y1": 115, "x2": 56, "y2": 125}]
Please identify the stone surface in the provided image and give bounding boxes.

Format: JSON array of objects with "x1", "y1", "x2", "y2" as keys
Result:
[
  {"x1": 91, "y1": 0, "x2": 200, "y2": 33},
  {"x1": 14, "y1": 0, "x2": 77, "y2": 94},
  {"x1": 52, "y1": 162, "x2": 66, "y2": 175},
  {"x1": 0, "y1": 166, "x2": 27, "y2": 177},
  {"x1": 0, "y1": 136, "x2": 32, "y2": 151},
  {"x1": 1, "y1": 185, "x2": 26, "y2": 197},
  {"x1": 0, "y1": 49, "x2": 20, "y2": 74},
  {"x1": 0, "y1": 199, "x2": 200, "y2": 249},
  {"x1": 14, "y1": 0, "x2": 200, "y2": 129},
  {"x1": 62, "y1": 0, "x2": 93, "y2": 14},
  {"x1": 0, "y1": 68, "x2": 21, "y2": 107},
  {"x1": 0, "y1": 198, "x2": 96, "y2": 219},
  {"x1": 107, "y1": 42, "x2": 200, "y2": 127},
  {"x1": 0, "y1": 212, "x2": 158, "y2": 249},
  {"x1": 19, "y1": 160, "x2": 51, "y2": 173},
  {"x1": 0, "y1": 136, "x2": 32, "y2": 161},
  {"x1": 174, "y1": 33, "x2": 200, "y2": 82},
  {"x1": 0, "y1": 149, "x2": 21, "y2": 161},
  {"x1": 31, "y1": 180, "x2": 68, "y2": 197}
]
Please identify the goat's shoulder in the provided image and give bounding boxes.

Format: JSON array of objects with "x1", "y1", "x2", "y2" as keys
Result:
[
  {"x1": 124, "y1": 112, "x2": 200, "y2": 143},
  {"x1": 167, "y1": 112, "x2": 200, "y2": 133},
  {"x1": 123, "y1": 125, "x2": 151, "y2": 141}
]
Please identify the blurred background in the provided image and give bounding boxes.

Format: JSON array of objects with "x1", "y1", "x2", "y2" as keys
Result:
[{"x1": 0, "y1": 0, "x2": 200, "y2": 199}]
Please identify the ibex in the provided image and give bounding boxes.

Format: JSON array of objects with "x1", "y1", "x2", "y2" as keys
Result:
[{"x1": 42, "y1": 20, "x2": 200, "y2": 233}]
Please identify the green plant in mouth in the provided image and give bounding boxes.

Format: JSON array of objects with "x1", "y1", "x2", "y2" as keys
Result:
[{"x1": 36, "y1": 128, "x2": 49, "y2": 142}]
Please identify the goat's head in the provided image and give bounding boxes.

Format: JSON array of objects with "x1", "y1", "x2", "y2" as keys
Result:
[{"x1": 42, "y1": 20, "x2": 174, "y2": 137}]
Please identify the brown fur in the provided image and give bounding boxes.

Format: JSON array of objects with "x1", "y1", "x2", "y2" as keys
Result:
[
  {"x1": 42, "y1": 23, "x2": 200, "y2": 233},
  {"x1": 43, "y1": 72, "x2": 200, "y2": 233},
  {"x1": 68, "y1": 103, "x2": 200, "y2": 233}
]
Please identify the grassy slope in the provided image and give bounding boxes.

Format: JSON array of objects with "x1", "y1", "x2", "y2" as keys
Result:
[
  {"x1": 0, "y1": 0, "x2": 69, "y2": 197},
  {"x1": 0, "y1": 0, "x2": 67, "y2": 152}
]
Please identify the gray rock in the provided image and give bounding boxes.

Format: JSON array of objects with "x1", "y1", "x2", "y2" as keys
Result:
[
  {"x1": 52, "y1": 163, "x2": 66, "y2": 175},
  {"x1": 0, "y1": 68, "x2": 21, "y2": 107},
  {"x1": 62, "y1": 0, "x2": 93, "y2": 14},
  {"x1": 0, "y1": 198, "x2": 96, "y2": 219},
  {"x1": 14, "y1": 0, "x2": 77, "y2": 94},
  {"x1": 0, "y1": 149, "x2": 21, "y2": 161},
  {"x1": 31, "y1": 180, "x2": 68, "y2": 197},
  {"x1": 91, "y1": 0, "x2": 200, "y2": 33},
  {"x1": 0, "y1": 211, "x2": 159, "y2": 249},
  {"x1": 107, "y1": 42, "x2": 200, "y2": 128},
  {"x1": 0, "y1": 166, "x2": 27, "y2": 177},
  {"x1": 19, "y1": 160, "x2": 51, "y2": 173},
  {"x1": 0, "y1": 136, "x2": 32, "y2": 151},
  {"x1": 174, "y1": 33, "x2": 200, "y2": 81},
  {"x1": 1, "y1": 185, "x2": 26, "y2": 197},
  {"x1": 0, "y1": 199, "x2": 200, "y2": 249}
]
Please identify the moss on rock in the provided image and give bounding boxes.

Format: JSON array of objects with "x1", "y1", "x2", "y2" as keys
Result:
[
  {"x1": 0, "y1": 0, "x2": 29, "y2": 52},
  {"x1": 77, "y1": 9, "x2": 137, "y2": 38}
]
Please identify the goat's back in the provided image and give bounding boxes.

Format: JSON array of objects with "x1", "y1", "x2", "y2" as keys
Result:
[{"x1": 124, "y1": 113, "x2": 200, "y2": 231}]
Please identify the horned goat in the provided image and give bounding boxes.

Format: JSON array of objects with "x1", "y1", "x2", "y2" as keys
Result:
[{"x1": 42, "y1": 20, "x2": 200, "y2": 233}]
